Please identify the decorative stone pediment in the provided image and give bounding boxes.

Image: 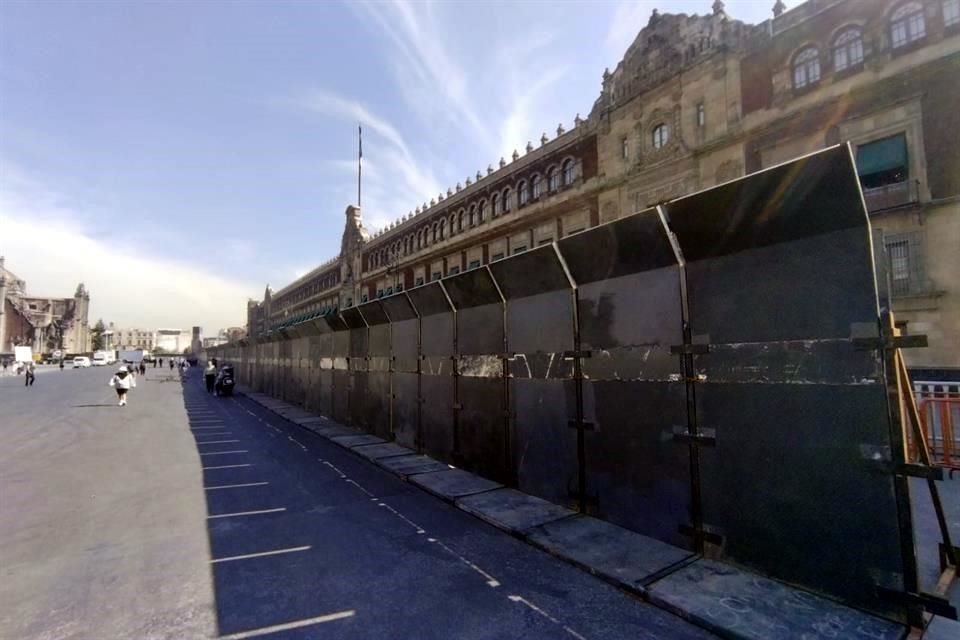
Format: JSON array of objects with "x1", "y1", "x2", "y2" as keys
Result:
[{"x1": 592, "y1": 9, "x2": 748, "y2": 117}]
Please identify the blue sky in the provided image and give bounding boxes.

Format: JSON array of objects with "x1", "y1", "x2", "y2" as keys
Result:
[{"x1": 0, "y1": 0, "x2": 790, "y2": 331}]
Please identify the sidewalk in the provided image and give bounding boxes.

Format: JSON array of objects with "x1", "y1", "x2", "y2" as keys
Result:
[{"x1": 236, "y1": 386, "x2": 909, "y2": 640}]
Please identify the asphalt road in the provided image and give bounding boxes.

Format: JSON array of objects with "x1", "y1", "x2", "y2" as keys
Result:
[{"x1": 0, "y1": 366, "x2": 718, "y2": 640}]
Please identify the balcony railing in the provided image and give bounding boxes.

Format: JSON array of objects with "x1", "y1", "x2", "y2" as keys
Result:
[{"x1": 863, "y1": 180, "x2": 918, "y2": 213}]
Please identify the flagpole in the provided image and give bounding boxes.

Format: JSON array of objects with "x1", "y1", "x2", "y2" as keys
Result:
[{"x1": 358, "y1": 124, "x2": 362, "y2": 209}]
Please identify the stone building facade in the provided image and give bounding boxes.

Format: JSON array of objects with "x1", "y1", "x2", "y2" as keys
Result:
[
  {"x1": 247, "y1": 0, "x2": 960, "y2": 379},
  {"x1": 0, "y1": 257, "x2": 91, "y2": 355},
  {"x1": 108, "y1": 324, "x2": 156, "y2": 351}
]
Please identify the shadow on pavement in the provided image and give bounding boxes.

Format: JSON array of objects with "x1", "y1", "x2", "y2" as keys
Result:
[{"x1": 179, "y1": 369, "x2": 358, "y2": 639}]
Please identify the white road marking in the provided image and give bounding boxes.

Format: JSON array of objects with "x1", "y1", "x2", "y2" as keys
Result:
[
  {"x1": 208, "y1": 507, "x2": 286, "y2": 519},
  {"x1": 314, "y1": 456, "x2": 501, "y2": 587},
  {"x1": 205, "y1": 482, "x2": 269, "y2": 490},
  {"x1": 202, "y1": 464, "x2": 253, "y2": 470},
  {"x1": 376, "y1": 501, "x2": 426, "y2": 534},
  {"x1": 196, "y1": 439, "x2": 240, "y2": 444},
  {"x1": 508, "y1": 595, "x2": 588, "y2": 639},
  {"x1": 210, "y1": 545, "x2": 310, "y2": 563},
  {"x1": 199, "y1": 450, "x2": 248, "y2": 456},
  {"x1": 216, "y1": 610, "x2": 355, "y2": 639},
  {"x1": 432, "y1": 538, "x2": 501, "y2": 587}
]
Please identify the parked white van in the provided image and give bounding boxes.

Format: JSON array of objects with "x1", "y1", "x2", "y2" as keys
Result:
[
  {"x1": 92, "y1": 352, "x2": 108, "y2": 366},
  {"x1": 73, "y1": 356, "x2": 92, "y2": 368}
]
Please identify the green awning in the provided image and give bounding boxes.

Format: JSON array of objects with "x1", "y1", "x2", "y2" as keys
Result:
[{"x1": 856, "y1": 134, "x2": 907, "y2": 176}]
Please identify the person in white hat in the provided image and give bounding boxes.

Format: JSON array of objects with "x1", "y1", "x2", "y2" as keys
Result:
[{"x1": 108, "y1": 365, "x2": 137, "y2": 406}]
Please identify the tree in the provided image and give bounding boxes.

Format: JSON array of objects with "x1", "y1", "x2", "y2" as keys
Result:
[{"x1": 91, "y1": 318, "x2": 106, "y2": 351}]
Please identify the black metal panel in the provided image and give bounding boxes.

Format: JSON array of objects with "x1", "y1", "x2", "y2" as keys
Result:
[
  {"x1": 420, "y1": 375, "x2": 455, "y2": 463},
  {"x1": 330, "y1": 314, "x2": 351, "y2": 425},
  {"x1": 558, "y1": 209, "x2": 691, "y2": 549},
  {"x1": 492, "y1": 245, "x2": 578, "y2": 501},
  {"x1": 392, "y1": 372, "x2": 419, "y2": 449},
  {"x1": 663, "y1": 145, "x2": 905, "y2": 619},
  {"x1": 356, "y1": 301, "x2": 392, "y2": 437},
  {"x1": 407, "y1": 282, "x2": 454, "y2": 458},
  {"x1": 319, "y1": 370, "x2": 333, "y2": 416},
  {"x1": 364, "y1": 368, "x2": 391, "y2": 439},
  {"x1": 408, "y1": 283, "x2": 453, "y2": 357},
  {"x1": 511, "y1": 378, "x2": 578, "y2": 506},
  {"x1": 446, "y1": 268, "x2": 509, "y2": 483},
  {"x1": 459, "y1": 366, "x2": 511, "y2": 484},
  {"x1": 666, "y1": 144, "x2": 867, "y2": 264},
  {"x1": 697, "y1": 383, "x2": 902, "y2": 615},
  {"x1": 383, "y1": 293, "x2": 420, "y2": 448}
]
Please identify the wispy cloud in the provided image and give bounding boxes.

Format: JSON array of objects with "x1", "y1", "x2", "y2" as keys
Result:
[
  {"x1": 0, "y1": 162, "x2": 259, "y2": 330},
  {"x1": 346, "y1": 0, "x2": 575, "y2": 176},
  {"x1": 349, "y1": 0, "x2": 488, "y2": 148},
  {"x1": 284, "y1": 90, "x2": 443, "y2": 234},
  {"x1": 605, "y1": 0, "x2": 654, "y2": 67}
]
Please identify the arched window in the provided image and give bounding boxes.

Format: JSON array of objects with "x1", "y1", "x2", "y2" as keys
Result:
[
  {"x1": 833, "y1": 28, "x2": 864, "y2": 71},
  {"x1": 532, "y1": 174, "x2": 543, "y2": 199},
  {"x1": 478, "y1": 200, "x2": 486, "y2": 223},
  {"x1": 502, "y1": 188, "x2": 512, "y2": 213},
  {"x1": 439, "y1": 219, "x2": 446, "y2": 240},
  {"x1": 792, "y1": 47, "x2": 821, "y2": 89},
  {"x1": 652, "y1": 123, "x2": 670, "y2": 149},
  {"x1": 518, "y1": 181, "x2": 529, "y2": 206},
  {"x1": 432, "y1": 224, "x2": 438, "y2": 244},
  {"x1": 470, "y1": 204, "x2": 477, "y2": 226},
  {"x1": 562, "y1": 159, "x2": 578, "y2": 185},
  {"x1": 891, "y1": 2, "x2": 925, "y2": 48},
  {"x1": 492, "y1": 193, "x2": 501, "y2": 216},
  {"x1": 945, "y1": 0, "x2": 960, "y2": 28},
  {"x1": 458, "y1": 209, "x2": 465, "y2": 232},
  {"x1": 548, "y1": 166, "x2": 561, "y2": 192},
  {"x1": 449, "y1": 214, "x2": 457, "y2": 235}
]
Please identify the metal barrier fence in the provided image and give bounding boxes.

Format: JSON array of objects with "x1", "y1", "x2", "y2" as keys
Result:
[
  {"x1": 210, "y1": 146, "x2": 923, "y2": 623},
  {"x1": 913, "y1": 381, "x2": 960, "y2": 473}
]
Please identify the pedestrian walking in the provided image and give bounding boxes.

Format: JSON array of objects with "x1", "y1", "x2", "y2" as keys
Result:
[
  {"x1": 139, "y1": 360, "x2": 146, "y2": 376},
  {"x1": 169, "y1": 359, "x2": 174, "y2": 371},
  {"x1": 108, "y1": 365, "x2": 136, "y2": 406},
  {"x1": 59, "y1": 359, "x2": 64, "y2": 371},
  {"x1": 204, "y1": 360, "x2": 217, "y2": 394},
  {"x1": 24, "y1": 362, "x2": 36, "y2": 387}
]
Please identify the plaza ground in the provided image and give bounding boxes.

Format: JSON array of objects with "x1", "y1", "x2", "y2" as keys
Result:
[{"x1": 0, "y1": 366, "x2": 719, "y2": 639}]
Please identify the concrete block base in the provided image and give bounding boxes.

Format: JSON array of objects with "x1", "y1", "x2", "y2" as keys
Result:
[
  {"x1": 527, "y1": 516, "x2": 693, "y2": 589},
  {"x1": 456, "y1": 489, "x2": 575, "y2": 536},
  {"x1": 646, "y1": 559, "x2": 903, "y2": 640},
  {"x1": 409, "y1": 469, "x2": 501, "y2": 501}
]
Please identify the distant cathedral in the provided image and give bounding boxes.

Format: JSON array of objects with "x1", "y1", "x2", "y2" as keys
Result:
[{"x1": 0, "y1": 256, "x2": 91, "y2": 354}]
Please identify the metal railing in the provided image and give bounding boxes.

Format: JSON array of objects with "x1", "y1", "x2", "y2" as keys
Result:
[
  {"x1": 864, "y1": 180, "x2": 917, "y2": 213},
  {"x1": 913, "y1": 381, "x2": 960, "y2": 473}
]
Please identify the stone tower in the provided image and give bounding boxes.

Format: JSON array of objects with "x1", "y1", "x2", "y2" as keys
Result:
[{"x1": 339, "y1": 205, "x2": 369, "y2": 308}]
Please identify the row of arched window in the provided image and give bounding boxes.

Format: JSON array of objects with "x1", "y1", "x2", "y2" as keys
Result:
[
  {"x1": 792, "y1": 1, "x2": 958, "y2": 90},
  {"x1": 366, "y1": 158, "x2": 581, "y2": 270},
  {"x1": 278, "y1": 271, "x2": 339, "y2": 308}
]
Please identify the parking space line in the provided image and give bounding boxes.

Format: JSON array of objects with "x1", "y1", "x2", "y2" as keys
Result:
[
  {"x1": 216, "y1": 610, "x2": 355, "y2": 639},
  {"x1": 208, "y1": 507, "x2": 286, "y2": 519},
  {"x1": 210, "y1": 545, "x2": 309, "y2": 563},
  {"x1": 205, "y1": 482, "x2": 269, "y2": 490},
  {"x1": 199, "y1": 450, "x2": 247, "y2": 456},
  {"x1": 202, "y1": 464, "x2": 253, "y2": 470}
]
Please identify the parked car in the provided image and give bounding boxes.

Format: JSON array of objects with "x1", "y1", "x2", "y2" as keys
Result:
[
  {"x1": 92, "y1": 353, "x2": 108, "y2": 366},
  {"x1": 73, "y1": 356, "x2": 92, "y2": 368}
]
